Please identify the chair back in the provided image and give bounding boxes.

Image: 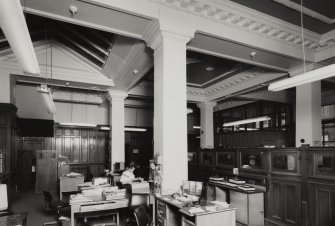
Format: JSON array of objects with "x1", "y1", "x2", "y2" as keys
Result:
[
  {"x1": 134, "y1": 205, "x2": 152, "y2": 226},
  {"x1": 43, "y1": 191, "x2": 52, "y2": 208},
  {"x1": 129, "y1": 194, "x2": 148, "y2": 210}
]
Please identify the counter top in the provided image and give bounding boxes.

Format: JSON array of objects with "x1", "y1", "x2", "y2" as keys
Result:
[
  {"x1": 156, "y1": 195, "x2": 236, "y2": 217},
  {"x1": 209, "y1": 181, "x2": 265, "y2": 194}
]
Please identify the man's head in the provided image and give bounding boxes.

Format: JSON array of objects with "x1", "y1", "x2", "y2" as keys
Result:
[{"x1": 128, "y1": 162, "x2": 136, "y2": 172}]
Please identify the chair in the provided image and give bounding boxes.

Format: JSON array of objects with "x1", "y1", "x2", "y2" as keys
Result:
[
  {"x1": 134, "y1": 206, "x2": 153, "y2": 226},
  {"x1": 43, "y1": 191, "x2": 69, "y2": 218}
]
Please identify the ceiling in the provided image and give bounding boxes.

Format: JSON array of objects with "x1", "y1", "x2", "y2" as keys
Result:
[
  {"x1": 1, "y1": 0, "x2": 335, "y2": 110},
  {"x1": 231, "y1": 0, "x2": 335, "y2": 34}
]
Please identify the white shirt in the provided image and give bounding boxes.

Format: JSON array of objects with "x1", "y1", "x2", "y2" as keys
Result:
[{"x1": 120, "y1": 170, "x2": 135, "y2": 184}]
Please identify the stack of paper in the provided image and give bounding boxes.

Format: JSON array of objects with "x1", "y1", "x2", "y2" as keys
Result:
[
  {"x1": 188, "y1": 207, "x2": 205, "y2": 214},
  {"x1": 103, "y1": 188, "x2": 127, "y2": 201},
  {"x1": 82, "y1": 188, "x2": 103, "y2": 196},
  {"x1": 70, "y1": 194, "x2": 93, "y2": 204}
]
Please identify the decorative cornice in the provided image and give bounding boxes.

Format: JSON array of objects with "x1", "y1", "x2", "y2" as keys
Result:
[
  {"x1": 273, "y1": 0, "x2": 335, "y2": 24},
  {"x1": 147, "y1": 0, "x2": 333, "y2": 51}
]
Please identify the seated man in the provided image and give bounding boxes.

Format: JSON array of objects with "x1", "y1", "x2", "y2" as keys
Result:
[{"x1": 120, "y1": 162, "x2": 136, "y2": 185}]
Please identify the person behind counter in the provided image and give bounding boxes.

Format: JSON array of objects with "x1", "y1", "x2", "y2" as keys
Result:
[{"x1": 120, "y1": 162, "x2": 136, "y2": 185}]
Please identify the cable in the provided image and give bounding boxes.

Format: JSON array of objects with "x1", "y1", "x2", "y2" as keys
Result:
[{"x1": 300, "y1": 0, "x2": 306, "y2": 74}]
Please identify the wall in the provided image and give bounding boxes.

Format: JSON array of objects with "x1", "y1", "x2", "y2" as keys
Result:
[
  {"x1": 0, "y1": 71, "x2": 11, "y2": 104},
  {"x1": 15, "y1": 84, "x2": 154, "y2": 127}
]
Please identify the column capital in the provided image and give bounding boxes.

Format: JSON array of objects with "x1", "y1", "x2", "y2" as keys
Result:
[
  {"x1": 146, "y1": 28, "x2": 193, "y2": 50},
  {"x1": 197, "y1": 101, "x2": 217, "y2": 109},
  {"x1": 106, "y1": 90, "x2": 128, "y2": 102}
]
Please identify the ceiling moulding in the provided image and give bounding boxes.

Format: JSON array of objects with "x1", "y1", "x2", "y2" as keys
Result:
[
  {"x1": 148, "y1": 0, "x2": 322, "y2": 51},
  {"x1": 273, "y1": 0, "x2": 335, "y2": 24}
]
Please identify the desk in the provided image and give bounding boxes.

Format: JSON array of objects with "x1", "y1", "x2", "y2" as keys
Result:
[
  {"x1": 156, "y1": 196, "x2": 236, "y2": 226},
  {"x1": 60, "y1": 176, "x2": 84, "y2": 200},
  {"x1": 70, "y1": 195, "x2": 126, "y2": 226},
  {"x1": 209, "y1": 182, "x2": 265, "y2": 226},
  {"x1": 70, "y1": 193, "x2": 155, "y2": 226},
  {"x1": 0, "y1": 214, "x2": 23, "y2": 226}
]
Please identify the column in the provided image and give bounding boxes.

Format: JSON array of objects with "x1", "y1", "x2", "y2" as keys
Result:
[
  {"x1": 296, "y1": 81, "x2": 322, "y2": 146},
  {"x1": 197, "y1": 102, "x2": 216, "y2": 149},
  {"x1": 107, "y1": 90, "x2": 128, "y2": 170},
  {"x1": 150, "y1": 31, "x2": 192, "y2": 194}
]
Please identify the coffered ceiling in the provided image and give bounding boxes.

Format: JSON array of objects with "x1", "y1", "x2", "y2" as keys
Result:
[{"x1": 1, "y1": 0, "x2": 335, "y2": 108}]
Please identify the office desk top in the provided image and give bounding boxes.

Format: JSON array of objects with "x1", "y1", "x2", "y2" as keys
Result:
[{"x1": 156, "y1": 195, "x2": 236, "y2": 217}]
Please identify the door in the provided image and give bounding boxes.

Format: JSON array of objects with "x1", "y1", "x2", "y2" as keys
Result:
[{"x1": 17, "y1": 150, "x2": 33, "y2": 191}]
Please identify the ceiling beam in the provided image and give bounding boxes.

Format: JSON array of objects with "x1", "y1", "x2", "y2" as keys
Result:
[
  {"x1": 61, "y1": 24, "x2": 109, "y2": 56},
  {"x1": 55, "y1": 31, "x2": 105, "y2": 64}
]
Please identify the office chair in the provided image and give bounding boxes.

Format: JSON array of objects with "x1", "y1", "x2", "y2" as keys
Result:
[
  {"x1": 124, "y1": 193, "x2": 150, "y2": 226},
  {"x1": 134, "y1": 205, "x2": 153, "y2": 226},
  {"x1": 43, "y1": 191, "x2": 69, "y2": 218}
]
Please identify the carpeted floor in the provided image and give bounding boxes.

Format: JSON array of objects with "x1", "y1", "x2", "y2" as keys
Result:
[{"x1": 11, "y1": 190, "x2": 70, "y2": 226}]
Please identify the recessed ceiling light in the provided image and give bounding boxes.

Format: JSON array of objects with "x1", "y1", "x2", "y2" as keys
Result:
[{"x1": 206, "y1": 67, "x2": 214, "y2": 71}]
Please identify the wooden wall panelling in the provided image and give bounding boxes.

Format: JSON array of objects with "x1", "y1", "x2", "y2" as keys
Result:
[
  {"x1": 89, "y1": 130, "x2": 97, "y2": 163},
  {"x1": 97, "y1": 132, "x2": 106, "y2": 163},
  {"x1": 81, "y1": 131, "x2": 88, "y2": 163}
]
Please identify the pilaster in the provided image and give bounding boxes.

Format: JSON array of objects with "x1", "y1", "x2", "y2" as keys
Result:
[{"x1": 197, "y1": 102, "x2": 217, "y2": 149}]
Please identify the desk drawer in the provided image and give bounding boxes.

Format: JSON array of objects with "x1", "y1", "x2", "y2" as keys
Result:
[{"x1": 157, "y1": 200, "x2": 166, "y2": 219}]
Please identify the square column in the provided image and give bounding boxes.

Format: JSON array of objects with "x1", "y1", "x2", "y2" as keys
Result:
[
  {"x1": 197, "y1": 102, "x2": 217, "y2": 149},
  {"x1": 107, "y1": 90, "x2": 128, "y2": 170},
  {"x1": 151, "y1": 31, "x2": 191, "y2": 194},
  {"x1": 296, "y1": 81, "x2": 322, "y2": 146}
]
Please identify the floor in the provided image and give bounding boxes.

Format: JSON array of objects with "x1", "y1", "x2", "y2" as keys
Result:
[{"x1": 11, "y1": 190, "x2": 70, "y2": 226}]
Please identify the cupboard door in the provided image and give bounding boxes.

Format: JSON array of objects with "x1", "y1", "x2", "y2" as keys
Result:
[
  {"x1": 268, "y1": 179, "x2": 282, "y2": 220},
  {"x1": 267, "y1": 178, "x2": 301, "y2": 225},
  {"x1": 310, "y1": 182, "x2": 335, "y2": 226},
  {"x1": 283, "y1": 180, "x2": 301, "y2": 225}
]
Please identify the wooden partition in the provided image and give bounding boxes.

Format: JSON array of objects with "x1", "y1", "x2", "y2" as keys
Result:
[
  {"x1": 188, "y1": 146, "x2": 335, "y2": 226},
  {"x1": 16, "y1": 127, "x2": 109, "y2": 187}
]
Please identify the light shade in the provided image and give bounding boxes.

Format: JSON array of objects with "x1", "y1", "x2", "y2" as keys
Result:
[
  {"x1": 268, "y1": 64, "x2": 335, "y2": 91},
  {"x1": 0, "y1": 0, "x2": 40, "y2": 75},
  {"x1": 187, "y1": 108, "x2": 193, "y2": 114},
  {"x1": 99, "y1": 126, "x2": 110, "y2": 131},
  {"x1": 124, "y1": 127, "x2": 147, "y2": 132},
  {"x1": 223, "y1": 116, "x2": 271, "y2": 127},
  {"x1": 59, "y1": 122, "x2": 97, "y2": 127},
  {"x1": 37, "y1": 85, "x2": 56, "y2": 114}
]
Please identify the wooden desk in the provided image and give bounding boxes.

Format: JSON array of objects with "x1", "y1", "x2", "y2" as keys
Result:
[
  {"x1": 70, "y1": 193, "x2": 155, "y2": 226},
  {"x1": 156, "y1": 196, "x2": 236, "y2": 226},
  {"x1": 70, "y1": 195, "x2": 126, "y2": 226},
  {"x1": 59, "y1": 176, "x2": 84, "y2": 200},
  {"x1": 209, "y1": 182, "x2": 265, "y2": 226}
]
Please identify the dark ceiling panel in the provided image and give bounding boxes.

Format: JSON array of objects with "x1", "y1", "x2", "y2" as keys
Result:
[
  {"x1": 231, "y1": 0, "x2": 335, "y2": 34},
  {"x1": 186, "y1": 51, "x2": 251, "y2": 87},
  {"x1": 22, "y1": 14, "x2": 115, "y2": 69},
  {"x1": 290, "y1": 0, "x2": 335, "y2": 19}
]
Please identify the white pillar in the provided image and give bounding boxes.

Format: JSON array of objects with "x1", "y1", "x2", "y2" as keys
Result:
[
  {"x1": 296, "y1": 81, "x2": 322, "y2": 146},
  {"x1": 107, "y1": 90, "x2": 128, "y2": 170},
  {"x1": 150, "y1": 31, "x2": 191, "y2": 194},
  {"x1": 197, "y1": 102, "x2": 216, "y2": 149}
]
